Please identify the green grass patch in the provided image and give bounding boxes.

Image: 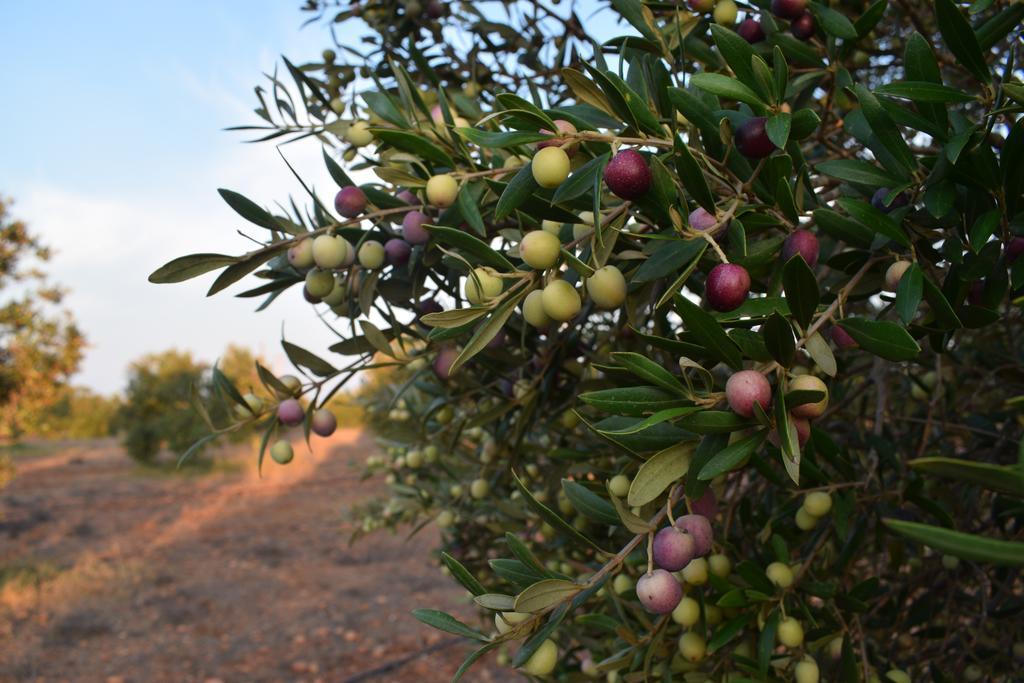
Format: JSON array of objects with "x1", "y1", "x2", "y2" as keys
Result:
[{"x1": 0, "y1": 559, "x2": 62, "y2": 589}]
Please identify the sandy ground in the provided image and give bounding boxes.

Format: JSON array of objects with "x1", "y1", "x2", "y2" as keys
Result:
[{"x1": 0, "y1": 432, "x2": 516, "y2": 683}]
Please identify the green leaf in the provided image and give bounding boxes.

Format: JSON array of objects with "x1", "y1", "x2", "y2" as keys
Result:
[
  {"x1": 809, "y1": 1, "x2": 858, "y2": 38},
  {"x1": 772, "y1": 46, "x2": 789, "y2": 103},
  {"x1": 494, "y1": 162, "x2": 540, "y2": 220},
  {"x1": 562, "y1": 68, "x2": 617, "y2": 117},
  {"x1": 505, "y1": 533, "x2": 554, "y2": 578},
  {"x1": 921, "y1": 274, "x2": 963, "y2": 329},
  {"x1": 207, "y1": 245, "x2": 285, "y2": 296},
  {"x1": 874, "y1": 81, "x2": 977, "y2": 103},
  {"x1": 674, "y1": 137, "x2": 715, "y2": 212},
  {"x1": 361, "y1": 90, "x2": 407, "y2": 127},
  {"x1": 775, "y1": 177, "x2": 798, "y2": 222},
  {"x1": 512, "y1": 470, "x2": 604, "y2": 553},
  {"x1": 805, "y1": 331, "x2": 836, "y2": 377},
  {"x1": 895, "y1": 263, "x2": 923, "y2": 325},
  {"x1": 562, "y1": 480, "x2": 620, "y2": 526},
  {"x1": 838, "y1": 318, "x2": 921, "y2": 361},
  {"x1": 577, "y1": 386, "x2": 681, "y2": 416},
  {"x1": 552, "y1": 153, "x2": 610, "y2": 204},
  {"x1": 452, "y1": 643, "x2": 500, "y2": 683},
  {"x1": 359, "y1": 320, "x2": 394, "y2": 358},
  {"x1": 976, "y1": 2, "x2": 1024, "y2": 49},
  {"x1": 449, "y1": 288, "x2": 529, "y2": 375},
  {"x1": 904, "y1": 33, "x2": 949, "y2": 131},
  {"x1": 474, "y1": 593, "x2": 516, "y2": 611},
  {"x1": 765, "y1": 112, "x2": 791, "y2": 150},
  {"x1": 609, "y1": 0, "x2": 662, "y2": 43},
  {"x1": 677, "y1": 410, "x2": 752, "y2": 434},
  {"x1": 751, "y1": 55, "x2": 776, "y2": 106},
  {"x1": 596, "y1": 406, "x2": 701, "y2": 436},
  {"x1": 515, "y1": 579, "x2": 580, "y2": 613},
  {"x1": 421, "y1": 307, "x2": 490, "y2": 329},
  {"x1": 457, "y1": 182, "x2": 487, "y2": 236},
  {"x1": 708, "y1": 614, "x2": 751, "y2": 654},
  {"x1": 698, "y1": 433, "x2": 766, "y2": 480},
  {"x1": 1003, "y1": 120, "x2": 1024, "y2": 217},
  {"x1": 441, "y1": 552, "x2": 487, "y2": 596},
  {"x1": 611, "y1": 352, "x2": 687, "y2": 395},
  {"x1": 909, "y1": 457, "x2": 1024, "y2": 498},
  {"x1": 851, "y1": 85, "x2": 915, "y2": 176},
  {"x1": 855, "y1": 0, "x2": 888, "y2": 37},
  {"x1": 763, "y1": 312, "x2": 796, "y2": 367},
  {"x1": 511, "y1": 605, "x2": 567, "y2": 667},
  {"x1": 628, "y1": 442, "x2": 694, "y2": 507},
  {"x1": 782, "y1": 255, "x2": 819, "y2": 329},
  {"x1": 456, "y1": 128, "x2": 549, "y2": 148},
  {"x1": 411, "y1": 609, "x2": 489, "y2": 641},
  {"x1": 667, "y1": 87, "x2": 720, "y2": 140},
  {"x1": 674, "y1": 295, "x2": 743, "y2": 370},
  {"x1": 427, "y1": 225, "x2": 516, "y2": 271},
  {"x1": 371, "y1": 129, "x2": 455, "y2": 166},
  {"x1": 282, "y1": 340, "x2": 337, "y2": 377},
  {"x1": 709, "y1": 25, "x2": 766, "y2": 101},
  {"x1": 774, "y1": 389, "x2": 801, "y2": 485},
  {"x1": 149, "y1": 253, "x2": 237, "y2": 284},
  {"x1": 812, "y1": 208, "x2": 873, "y2": 247},
  {"x1": 217, "y1": 189, "x2": 280, "y2": 231},
  {"x1": 322, "y1": 148, "x2": 353, "y2": 187},
  {"x1": 770, "y1": 34, "x2": 825, "y2": 68},
  {"x1": 790, "y1": 108, "x2": 821, "y2": 140},
  {"x1": 634, "y1": 238, "x2": 705, "y2": 283},
  {"x1": 815, "y1": 159, "x2": 900, "y2": 188},
  {"x1": 495, "y1": 93, "x2": 557, "y2": 129},
  {"x1": 758, "y1": 610, "x2": 779, "y2": 675},
  {"x1": 934, "y1": 0, "x2": 991, "y2": 83},
  {"x1": 883, "y1": 519, "x2": 1024, "y2": 565},
  {"x1": 690, "y1": 73, "x2": 766, "y2": 111},
  {"x1": 608, "y1": 492, "x2": 655, "y2": 533},
  {"x1": 836, "y1": 197, "x2": 910, "y2": 247},
  {"x1": 490, "y1": 558, "x2": 545, "y2": 587},
  {"x1": 601, "y1": 71, "x2": 666, "y2": 137}
]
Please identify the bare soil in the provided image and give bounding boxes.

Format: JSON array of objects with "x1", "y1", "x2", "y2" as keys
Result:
[{"x1": 0, "y1": 433, "x2": 515, "y2": 683}]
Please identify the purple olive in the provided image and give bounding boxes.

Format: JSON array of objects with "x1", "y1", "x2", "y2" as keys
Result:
[
  {"x1": 636, "y1": 569, "x2": 683, "y2": 614},
  {"x1": 653, "y1": 526, "x2": 697, "y2": 572},
  {"x1": 311, "y1": 409, "x2": 337, "y2": 437},
  {"x1": 675, "y1": 514, "x2": 714, "y2": 557},
  {"x1": 781, "y1": 229, "x2": 820, "y2": 267},
  {"x1": 277, "y1": 398, "x2": 304, "y2": 426},
  {"x1": 384, "y1": 238, "x2": 412, "y2": 265},
  {"x1": 706, "y1": 263, "x2": 751, "y2": 312},
  {"x1": 402, "y1": 210, "x2": 431, "y2": 245}
]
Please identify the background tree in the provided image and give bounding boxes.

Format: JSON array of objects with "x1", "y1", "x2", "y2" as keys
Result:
[
  {"x1": 115, "y1": 349, "x2": 214, "y2": 463},
  {"x1": 154, "y1": 0, "x2": 1024, "y2": 680},
  {"x1": 0, "y1": 197, "x2": 85, "y2": 440},
  {"x1": 114, "y1": 346, "x2": 265, "y2": 464},
  {"x1": 33, "y1": 386, "x2": 121, "y2": 439}
]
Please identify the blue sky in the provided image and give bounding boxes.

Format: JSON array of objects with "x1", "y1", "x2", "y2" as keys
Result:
[
  {"x1": 0, "y1": 1, "x2": 622, "y2": 395},
  {"x1": 0, "y1": 2, "x2": 344, "y2": 393}
]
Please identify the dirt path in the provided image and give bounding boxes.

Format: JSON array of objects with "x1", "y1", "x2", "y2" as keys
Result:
[{"x1": 0, "y1": 433, "x2": 516, "y2": 683}]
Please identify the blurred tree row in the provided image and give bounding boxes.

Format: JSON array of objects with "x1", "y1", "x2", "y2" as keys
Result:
[{"x1": 0, "y1": 197, "x2": 85, "y2": 441}]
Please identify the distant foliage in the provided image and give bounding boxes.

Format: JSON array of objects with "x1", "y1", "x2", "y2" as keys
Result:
[
  {"x1": 115, "y1": 347, "x2": 264, "y2": 463},
  {"x1": 0, "y1": 197, "x2": 85, "y2": 439},
  {"x1": 34, "y1": 387, "x2": 121, "y2": 439},
  {"x1": 116, "y1": 350, "x2": 217, "y2": 463}
]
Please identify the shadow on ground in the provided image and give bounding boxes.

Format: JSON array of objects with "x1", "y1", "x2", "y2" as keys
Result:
[{"x1": 0, "y1": 433, "x2": 518, "y2": 683}]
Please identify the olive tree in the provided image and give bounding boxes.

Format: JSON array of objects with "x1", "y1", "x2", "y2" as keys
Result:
[{"x1": 152, "y1": 0, "x2": 1024, "y2": 679}]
